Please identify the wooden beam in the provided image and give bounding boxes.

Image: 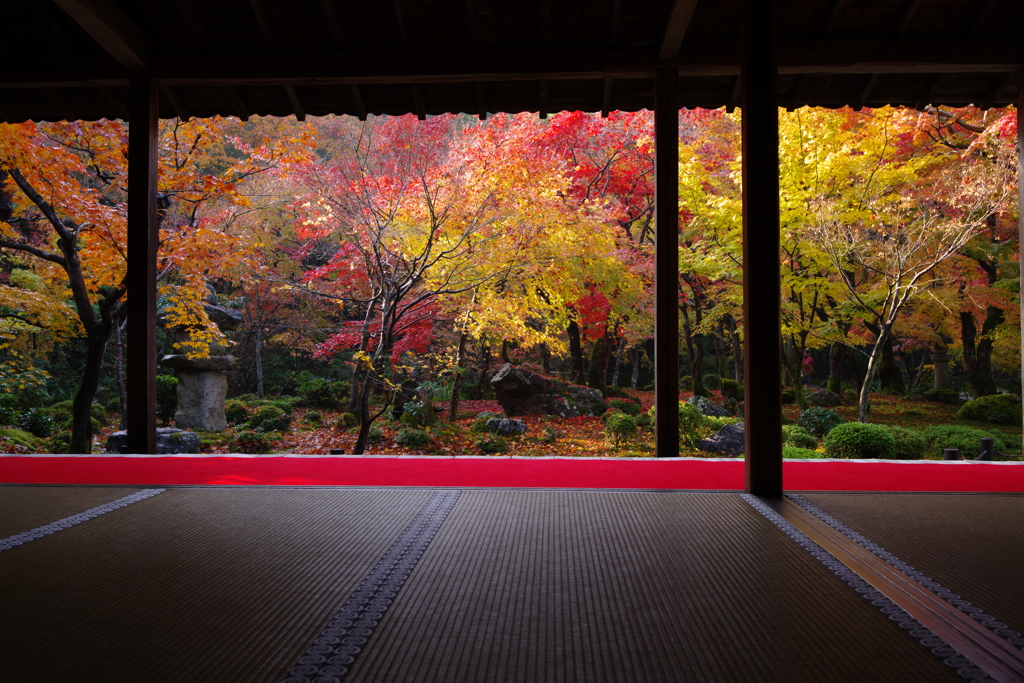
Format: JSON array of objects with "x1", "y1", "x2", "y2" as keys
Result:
[
  {"x1": 222, "y1": 85, "x2": 250, "y2": 121},
  {"x1": 99, "y1": 85, "x2": 128, "y2": 120},
  {"x1": 51, "y1": 0, "x2": 151, "y2": 72},
  {"x1": 126, "y1": 78, "x2": 158, "y2": 455},
  {"x1": 319, "y1": 0, "x2": 345, "y2": 49},
  {"x1": 160, "y1": 84, "x2": 191, "y2": 121},
  {"x1": 659, "y1": 0, "x2": 700, "y2": 60},
  {"x1": 894, "y1": 0, "x2": 923, "y2": 37},
  {"x1": 654, "y1": 67, "x2": 679, "y2": 459},
  {"x1": 821, "y1": 0, "x2": 847, "y2": 37},
  {"x1": 411, "y1": 84, "x2": 426, "y2": 120},
  {"x1": 538, "y1": 79, "x2": 548, "y2": 119},
  {"x1": 914, "y1": 74, "x2": 940, "y2": 110},
  {"x1": 248, "y1": 0, "x2": 279, "y2": 51},
  {"x1": 740, "y1": 0, "x2": 783, "y2": 496},
  {"x1": 175, "y1": 0, "x2": 207, "y2": 43},
  {"x1": 284, "y1": 84, "x2": 306, "y2": 121},
  {"x1": 853, "y1": 73, "x2": 878, "y2": 109},
  {"x1": 601, "y1": 76, "x2": 612, "y2": 117},
  {"x1": 349, "y1": 84, "x2": 367, "y2": 120},
  {"x1": 475, "y1": 81, "x2": 487, "y2": 121},
  {"x1": 1018, "y1": 71, "x2": 1023, "y2": 436}
]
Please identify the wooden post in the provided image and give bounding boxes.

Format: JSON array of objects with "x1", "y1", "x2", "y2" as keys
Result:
[
  {"x1": 654, "y1": 67, "x2": 680, "y2": 457},
  {"x1": 740, "y1": 0, "x2": 783, "y2": 495},
  {"x1": 126, "y1": 78, "x2": 159, "y2": 455},
  {"x1": 1018, "y1": 71, "x2": 1023, "y2": 436}
]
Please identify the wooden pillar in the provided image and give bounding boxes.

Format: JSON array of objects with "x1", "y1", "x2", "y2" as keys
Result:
[
  {"x1": 126, "y1": 79, "x2": 159, "y2": 455},
  {"x1": 740, "y1": 0, "x2": 783, "y2": 495},
  {"x1": 1018, "y1": 72, "x2": 1023, "y2": 433},
  {"x1": 654, "y1": 67, "x2": 680, "y2": 457}
]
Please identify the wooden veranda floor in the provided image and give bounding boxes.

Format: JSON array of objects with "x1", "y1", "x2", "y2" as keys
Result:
[{"x1": 2, "y1": 485, "x2": 1022, "y2": 682}]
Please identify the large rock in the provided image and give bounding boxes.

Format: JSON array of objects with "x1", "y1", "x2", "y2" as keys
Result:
[
  {"x1": 106, "y1": 427, "x2": 201, "y2": 454},
  {"x1": 687, "y1": 395, "x2": 731, "y2": 418},
  {"x1": 486, "y1": 418, "x2": 527, "y2": 436},
  {"x1": 173, "y1": 369, "x2": 229, "y2": 431},
  {"x1": 807, "y1": 389, "x2": 842, "y2": 407},
  {"x1": 698, "y1": 423, "x2": 745, "y2": 457},
  {"x1": 491, "y1": 364, "x2": 607, "y2": 418}
]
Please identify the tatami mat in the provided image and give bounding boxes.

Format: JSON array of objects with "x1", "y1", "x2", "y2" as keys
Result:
[
  {"x1": 804, "y1": 493, "x2": 1024, "y2": 641},
  {"x1": 0, "y1": 485, "x2": 141, "y2": 537},
  {"x1": 345, "y1": 491, "x2": 955, "y2": 682},
  {"x1": 0, "y1": 488, "x2": 432, "y2": 682}
]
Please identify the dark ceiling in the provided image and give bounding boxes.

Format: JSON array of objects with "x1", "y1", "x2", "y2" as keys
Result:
[{"x1": 0, "y1": 0, "x2": 1020, "y2": 123}]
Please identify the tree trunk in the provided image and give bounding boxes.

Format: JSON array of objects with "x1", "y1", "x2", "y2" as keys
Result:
[
  {"x1": 961, "y1": 307, "x2": 1002, "y2": 397},
  {"x1": 115, "y1": 316, "x2": 128, "y2": 430},
  {"x1": 826, "y1": 342, "x2": 842, "y2": 396},
  {"x1": 475, "y1": 343, "x2": 491, "y2": 399},
  {"x1": 447, "y1": 331, "x2": 468, "y2": 420},
  {"x1": 254, "y1": 324, "x2": 265, "y2": 398},
  {"x1": 611, "y1": 339, "x2": 626, "y2": 388},
  {"x1": 566, "y1": 320, "x2": 585, "y2": 383},
  {"x1": 630, "y1": 346, "x2": 640, "y2": 389},
  {"x1": 539, "y1": 343, "x2": 551, "y2": 374},
  {"x1": 69, "y1": 331, "x2": 110, "y2": 453},
  {"x1": 866, "y1": 323, "x2": 906, "y2": 395},
  {"x1": 351, "y1": 372, "x2": 374, "y2": 455},
  {"x1": 713, "y1": 320, "x2": 728, "y2": 379},
  {"x1": 725, "y1": 314, "x2": 743, "y2": 384},
  {"x1": 857, "y1": 323, "x2": 894, "y2": 422},
  {"x1": 587, "y1": 331, "x2": 613, "y2": 393}
]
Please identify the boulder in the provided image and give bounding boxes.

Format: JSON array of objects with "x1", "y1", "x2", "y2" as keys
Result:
[
  {"x1": 106, "y1": 427, "x2": 201, "y2": 454},
  {"x1": 697, "y1": 423, "x2": 745, "y2": 457},
  {"x1": 490, "y1": 364, "x2": 607, "y2": 418},
  {"x1": 486, "y1": 418, "x2": 527, "y2": 436},
  {"x1": 806, "y1": 389, "x2": 842, "y2": 407},
  {"x1": 173, "y1": 369, "x2": 229, "y2": 431},
  {"x1": 687, "y1": 395, "x2": 731, "y2": 418}
]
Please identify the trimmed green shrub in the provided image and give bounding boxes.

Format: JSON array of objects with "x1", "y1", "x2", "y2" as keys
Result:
[
  {"x1": 335, "y1": 412, "x2": 358, "y2": 430},
  {"x1": 678, "y1": 401, "x2": 711, "y2": 445},
  {"x1": 18, "y1": 408, "x2": 54, "y2": 438},
  {"x1": 798, "y1": 407, "x2": 845, "y2": 438},
  {"x1": 366, "y1": 425, "x2": 384, "y2": 443},
  {"x1": 636, "y1": 411, "x2": 653, "y2": 429},
  {"x1": 782, "y1": 424, "x2": 817, "y2": 450},
  {"x1": 902, "y1": 409, "x2": 928, "y2": 419},
  {"x1": 156, "y1": 375, "x2": 178, "y2": 426},
  {"x1": 302, "y1": 410, "x2": 323, "y2": 425},
  {"x1": 296, "y1": 378, "x2": 349, "y2": 409},
  {"x1": 921, "y1": 425, "x2": 1008, "y2": 459},
  {"x1": 882, "y1": 425, "x2": 927, "y2": 460},
  {"x1": 248, "y1": 404, "x2": 291, "y2": 433},
  {"x1": 608, "y1": 398, "x2": 641, "y2": 416},
  {"x1": 226, "y1": 429, "x2": 279, "y2": 454},
  {"x1": 604, "y1": 385, "x2": 630, "y2": 399},
  {"x1": 224, "y1": 399, "x2": 251, "y2": 425},
  {"x1": 395, "y1": 428, "x2": 431, "y2": 448},
  {"x1": 45, "y1": 430, "x2": 72, "y2": 454},
  {"x1": 987, "y1": 429, "x2": 1022, "y2": 455},
  {"x1": 400, "y1": 398, "x2": 437, "y2": 428},
  {"x1": 957, "y1": 394, "x2": 1022, "y2": 426},
  {"x1": 721, "y1": 378, "x2": 744, "y2": 401},
  {"x1": 783, "y1": 446, "x2": 821, "y2": 459},
  {"x1": 606, "y1": 413, "x2": 638, "y2": 446},
  {"x1": 703, "y1": 374, "x2": 720, "y2": 390},
  {"x1": 0, "y1": 393, "x2": 22, "y2": 426},
  {"x1": 477, "y1": 435, "x2": 510, "y2": 454},
  {"x1": 823, "y1": 423, "x2": 896, "y2": 460}
]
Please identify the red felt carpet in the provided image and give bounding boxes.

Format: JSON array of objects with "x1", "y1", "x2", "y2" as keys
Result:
[{"x1": 1, "y1": 456, "x2": 1022, "y2": 491}]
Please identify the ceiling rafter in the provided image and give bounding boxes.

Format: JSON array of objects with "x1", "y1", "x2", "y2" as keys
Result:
[
  {"x1": 161, "y1": 84, "x2": 192, "y2": 121},
  {"x1": 393, "y1": 0, "x2": 412, "y2": 46},
  {"x1": 894, "y1": 0, "x2": 922, "y2": 37},
  {"x1": 788, "y1": 73, "x2": 811, "y2": 111},
  {"x1": 601, "y1": 76, "x2": 612, "y2": 117},
  {"x1": 914, "y1": 74, "x2": 940, "y2": 110},
  {"x1": 821, "y1": 0, "x2": 847, "y2": 37},
  {"x1": 853, "y1": 73, "x2": 878, "y2": 109},
  {"x1": 475, "y1": 81, "x2": 487, "y2": 121},
  {"x1": 659, "y1": 0, "x2": 700, "y2": 60},
  {"x1": 539, "y1": 79, "x2": 549, "y2": 119},
  {"x1": 175, "y1": 0, "x2": 207, "y2": 44},
  {"x1": 411, "y1": 84, "x2": 426, "y2": 120},
  {"x1": 349, "y1": 84, "x2": 367, "y2": 121},
  {"x1": 249, "y1": 0, "x2": 279, "y2": 51},
  {"x1": 320, "y1": 0, "x2": 345, "y2": 49},
  {"x1": 98, "y1": 85, "x2": 128, "y2": 119},
  {"x1": 51, "y1": 0, "x2": 152, "y2": 72},
  {"x1": 222, "y1": 85, "x2": 250, "y2": 121},
  {"x1": 969, "y1": 0, "x2": 1001, "y2": 40},
  {"x1": 284, "y1": 84, "x2": 306, "y2": 121},
  {"x1": 978, "y1": 71, "x2": 1014, "y2": 109}
]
